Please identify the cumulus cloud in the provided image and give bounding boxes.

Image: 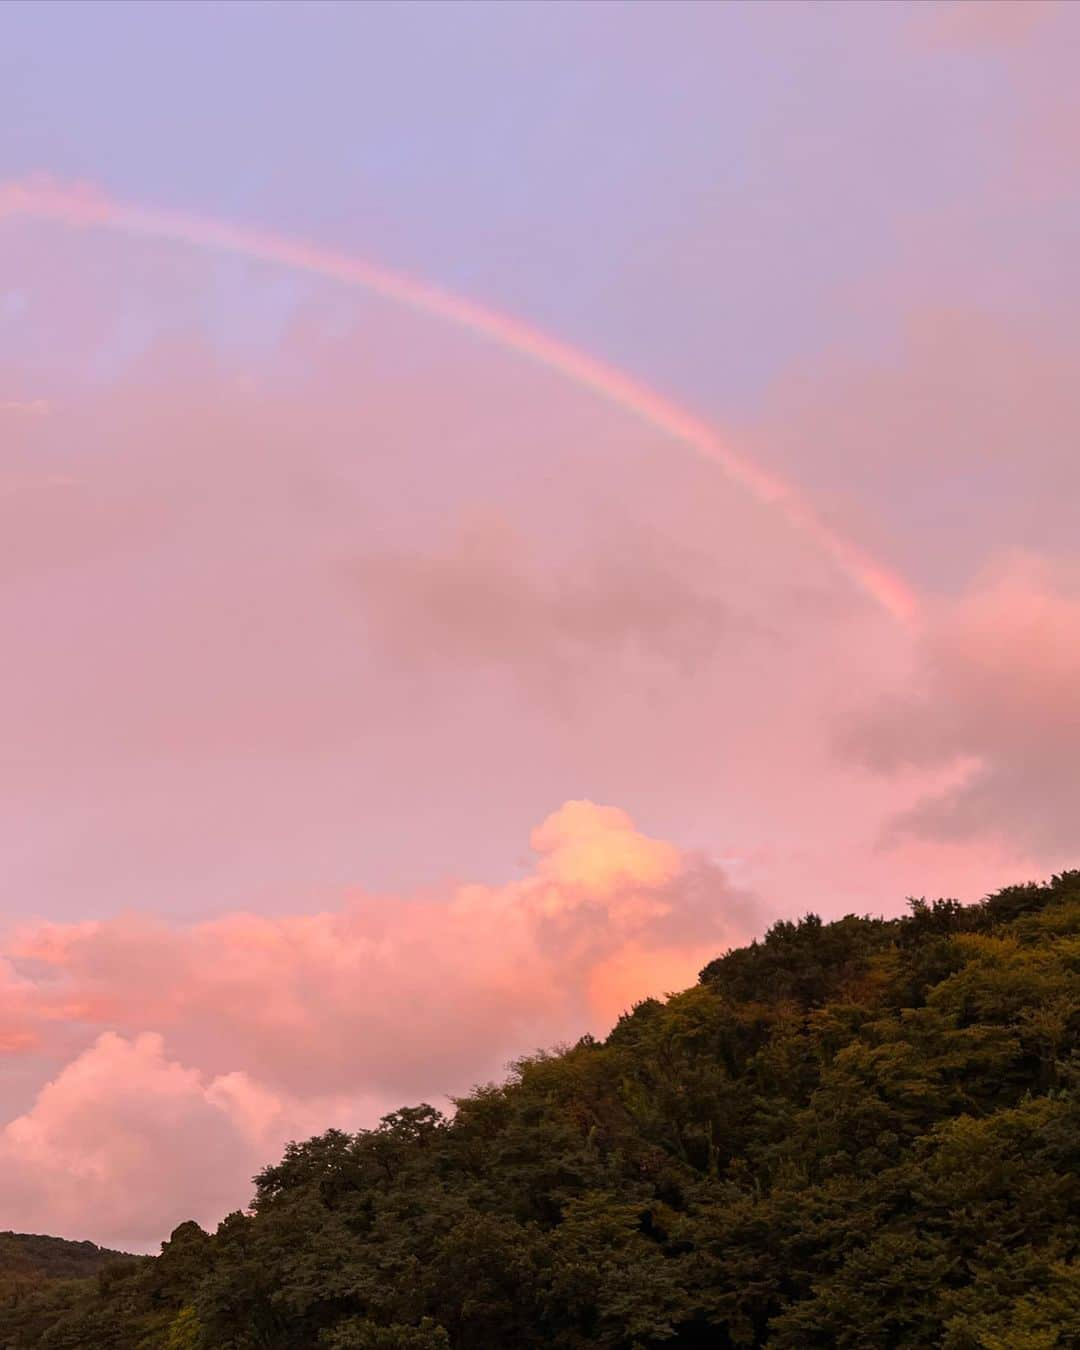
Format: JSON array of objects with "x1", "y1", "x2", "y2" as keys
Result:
[
  {"x1": 0, "y1": 1033, "x2": 275, "y2": 1250},
  {"x1": 846, "y1": 555, "x2": 1080, "y2": 854},
  {"x1": 0, "y1": 1029, "x2": 372, "y2": 1250},
  {"x1": 0, "y1": 802, "x2": 757, "y2": 1247}
]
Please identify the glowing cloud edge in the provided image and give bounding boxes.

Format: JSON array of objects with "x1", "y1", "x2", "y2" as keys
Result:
[{"x1": 0, "y1": 176, "x2": 918, "y2": 625}]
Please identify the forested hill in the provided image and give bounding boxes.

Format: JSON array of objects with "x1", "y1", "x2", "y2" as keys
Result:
[
  {"x1": 0, "y1": 1233, "x2": 138, "y2": 1286},
  {"x1": 0, "y1": 1232, "x2": 141, "y2": 1336},
  {"x1": 2, "y1": 873, "x2": 1079, "y2": 1349}
]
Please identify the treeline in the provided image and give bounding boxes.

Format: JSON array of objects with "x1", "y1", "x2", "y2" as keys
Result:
[{"x1": 2, "y1": 873, "x2": 1078, "y2": 1347}]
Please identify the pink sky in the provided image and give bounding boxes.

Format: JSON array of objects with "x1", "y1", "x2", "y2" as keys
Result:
[{"x1": 1, "y1": 0, "x2": 1078, "y2": 1250}]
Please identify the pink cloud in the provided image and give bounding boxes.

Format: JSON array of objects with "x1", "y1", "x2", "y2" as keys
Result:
[
  {"x1": 352, "y1": 517, "x2": 736, "y2": 698},
  {"x1": 0, "y1": 1032, "x2": 338, "y2": 1251},
  {"x1": 0, "y1": 399, "x2": 50, "y2": 416},
  {"x1": 0, "y1": 802, "x2": 757, "y2": 1247},
  {"x1": 8, "y1": 802, "x2": 753, "y2": 1094},
  {"x1": 0, "y1": 958, "x2": 38, "y2": 1053},
  {"x1": 846, "y1": 555, "x2": 1080, "y2": 855}
]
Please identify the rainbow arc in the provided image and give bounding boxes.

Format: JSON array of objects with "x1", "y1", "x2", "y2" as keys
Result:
[{"x1": 1, "y1": 177, "x2": 918, "y2": 625}]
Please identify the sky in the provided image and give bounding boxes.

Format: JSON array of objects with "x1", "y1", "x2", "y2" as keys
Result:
[{"x1": 1, "y1": 0, "x2": 1078, "y2": 1250}]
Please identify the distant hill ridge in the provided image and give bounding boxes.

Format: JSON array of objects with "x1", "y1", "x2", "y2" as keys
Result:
[
  {"x1": 0, "y1": 1232, "x2": 138, "y2": 1283},
  {"x1": 1, "y1": 871, "x2": 1077, "y2": 1347}
]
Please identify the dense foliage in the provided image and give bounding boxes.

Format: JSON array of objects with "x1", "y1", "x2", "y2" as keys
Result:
[
  {"x1": 0, "y1": 1235, "x2": 143, "y2": 1347},
  {"x1": 2, "y1": 872, "x2": 1078, "y2": 1348}
]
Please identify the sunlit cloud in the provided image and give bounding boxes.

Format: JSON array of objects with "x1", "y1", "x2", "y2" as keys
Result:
[{"x1": 0, "y1": 802, "x2": 756, "y2": 1248}]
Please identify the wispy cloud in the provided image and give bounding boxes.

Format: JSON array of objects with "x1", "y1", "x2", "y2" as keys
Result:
[{"x1": 0, "y1": 399, "x2": 50, "y2": 415}]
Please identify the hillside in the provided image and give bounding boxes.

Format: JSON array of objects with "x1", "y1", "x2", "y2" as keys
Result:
[
  {"x1": 0, "y1": 1233, "x2": 142, "y2": 1349},
  {"x1": 0, "y1": 1233, "x2": 137, "y2": 1285},
  {"x1": 1, "y1": 872, "x2": 1077, "y2": 1348}
]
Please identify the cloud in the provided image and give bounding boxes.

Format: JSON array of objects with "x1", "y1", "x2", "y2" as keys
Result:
[
  {"x1": 845, "y1": 555, "x2": 1080, "y2": 854},
  {"x1": 352, "y1": 517, "x2": 735, "y2": 699},
  {"x1": 0, "y1": 1033, "x2": 270, "y2": 1249},
  {"x1": 8, "y1": 802, "x2": 753, "y2": 1094},
  {"x1": 0, "y1": 958, "x2": 38, "y2": 1053},
  {"x1": 0, "y1": 802, "x2": 757, "y2": 1246},
  {"x1": 0, "y1": 399, "x2": 49, "y2": 415},
  {"x1": 0, "y1": 1031, "x2": 359, "y2": 1251}
]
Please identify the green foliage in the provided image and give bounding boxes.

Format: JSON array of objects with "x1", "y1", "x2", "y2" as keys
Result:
[
  {"x1": 163, "y1": 1306, "x2": 202, "y2": 1350},
  {"x1": 2, "y1": 871, "x2": 1078, "y2": 1347},
  {"x1": 320, "y1": 1317, "x2": 450, "y2": 1348}
]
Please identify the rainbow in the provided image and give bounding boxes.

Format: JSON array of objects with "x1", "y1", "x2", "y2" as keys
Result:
[{"x1": 0, "y1": 176, "x2": 918, "y2": 625}]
